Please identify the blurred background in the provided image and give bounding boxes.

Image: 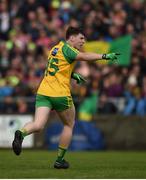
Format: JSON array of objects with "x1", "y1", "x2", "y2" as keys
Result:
[{"x1": 0, "y1": 0, "x2": 146, "y2": 151}]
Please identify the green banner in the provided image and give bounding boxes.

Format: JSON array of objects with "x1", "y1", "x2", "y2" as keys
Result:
[{"x1": 84, "y1": 35, "x2": 132, "y2": 66}]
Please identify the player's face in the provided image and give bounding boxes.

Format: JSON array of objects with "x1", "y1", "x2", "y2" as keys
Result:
[{"x1": 72, "y1": 33, "x2": 85, "y2": 50}]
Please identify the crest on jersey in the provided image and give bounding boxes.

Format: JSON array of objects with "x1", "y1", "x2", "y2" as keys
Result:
[{"x1": 51, "y1": 48, "x2": 59, "y2": 56}]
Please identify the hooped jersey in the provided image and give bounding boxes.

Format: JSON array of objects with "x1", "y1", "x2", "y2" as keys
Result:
[{"x1": 37, "y1": 41, "x2": 79, "y2": 97}]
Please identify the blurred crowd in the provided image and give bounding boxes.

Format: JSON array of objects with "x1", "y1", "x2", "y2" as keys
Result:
[{"x1": 0, "y1": 0, "x2": 146, "y2": 116}]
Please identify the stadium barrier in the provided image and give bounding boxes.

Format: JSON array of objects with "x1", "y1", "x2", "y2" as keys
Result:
[
  {"x1": 0, "y1": 113, "x2": 146, "y2": 150},
  {"x1": 95, "y1": 115, "x2": 146, "y2": 150},
  {"x1": 0, "y1": 115, "x2": 34, "y2": 148},
  {"x1": 44, "y1": 114, "x2": 146, "y2": 150}
]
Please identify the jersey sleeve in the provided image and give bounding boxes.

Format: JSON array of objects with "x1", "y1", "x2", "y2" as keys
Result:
[{"x1": 62, "y1": 44, "x2": 79, "y2": 64}]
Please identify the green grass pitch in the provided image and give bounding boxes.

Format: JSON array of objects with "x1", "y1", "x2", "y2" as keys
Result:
[{"x1": 0, "y1": 149, "x2": 146, "y2": 178}]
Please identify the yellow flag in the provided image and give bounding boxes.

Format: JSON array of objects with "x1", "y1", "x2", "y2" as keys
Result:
[{"x1": 83, "y1": 41, "x2": 110, "y2": 64}]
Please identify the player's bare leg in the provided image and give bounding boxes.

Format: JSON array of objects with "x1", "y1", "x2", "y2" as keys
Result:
[
  {"x1": 12, "y1": 107, "x2": 51, "y2": 155},
  {"x1": 54, "y1": 105, "x2": 75, "y2": 169}
]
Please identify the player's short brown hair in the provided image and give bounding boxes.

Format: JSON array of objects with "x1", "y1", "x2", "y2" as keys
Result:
[{"x1": 66, "y1": 26, "x2": 84, "y2": 40}]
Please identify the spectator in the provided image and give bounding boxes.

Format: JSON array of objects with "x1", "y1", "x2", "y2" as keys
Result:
[
  {"x1": 101, "y1": 73, "x2": 124, "y2": 97},
  {"x1": 0, "y1": 0, "x2": 10, "y2": 40},
  {"x1": 123, "y1": 75, "x2": 140, "y2": 115},
  {"x1": 98, "y1": 92, "x2": 117, "y2": 114},
  {"x1": 136, "y1": 76, "x2": 146, "y2": 116}
]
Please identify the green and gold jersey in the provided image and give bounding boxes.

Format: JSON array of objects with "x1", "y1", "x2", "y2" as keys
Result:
[{"x1": 37, "y1": 41, "x2": 79, "y2": 97}]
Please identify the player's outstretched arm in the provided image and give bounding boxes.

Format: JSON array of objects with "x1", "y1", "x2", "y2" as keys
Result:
[{"x1": 76, "y1": 52, "x2": 120, "y2": 61}]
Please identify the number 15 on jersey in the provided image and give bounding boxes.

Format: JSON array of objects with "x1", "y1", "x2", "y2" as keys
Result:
[{"x1": 45, "y1": 58, "x2": 59, "y2": 76}]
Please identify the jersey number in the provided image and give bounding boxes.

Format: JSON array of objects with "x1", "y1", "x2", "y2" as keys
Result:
[{"x1": 45, "y1": 58, "x2": 59, "y2": 76}]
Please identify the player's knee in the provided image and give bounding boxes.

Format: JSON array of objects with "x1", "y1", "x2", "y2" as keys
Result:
[
  {"x1": 67, "y1": 119, "x2": 75, "y2": 129},
  {"x1": 71, "y1": 119, "x2": 75, "y2": 128},
  {"x1": 34, "y1": 123, "x2": 44, "y2": 132}
]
